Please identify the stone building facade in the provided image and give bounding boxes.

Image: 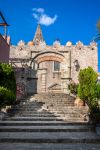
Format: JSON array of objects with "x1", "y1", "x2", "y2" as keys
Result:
[
  {"x1": 0, "y1": 12, "x2": 10, "y2": 63},
  {"x1": 10, "y1": 24, "x2": 98, "y2": 98},
  {"x1": 0, "y1": 34, "x2": 10, "y2": 63}
]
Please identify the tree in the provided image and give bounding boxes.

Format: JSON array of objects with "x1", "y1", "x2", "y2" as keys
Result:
[{"x1": 78, "y1": 67, "x2": 100, "y2": 112}]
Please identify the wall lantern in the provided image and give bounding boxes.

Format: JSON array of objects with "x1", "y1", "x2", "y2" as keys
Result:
[{"x1": 74, "y1": 59, "x2": 80, "y2": 71}]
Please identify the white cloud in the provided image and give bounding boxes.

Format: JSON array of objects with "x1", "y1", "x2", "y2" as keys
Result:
[
  {"x1": 33, "y1": 13, "x2": 39, "y2": 20},
  {"x1": 39, "y1": 14, "x2": 57, "y2": 26},
  {"x1": 37, "y1": 8, "x2": 44, "y2": 13},
  {"x1": 32, "y1": 8, "x2": 44, "y2": 13},
  {"x1": 32, "y1": 8, "x2": 57, "y2": 26}
]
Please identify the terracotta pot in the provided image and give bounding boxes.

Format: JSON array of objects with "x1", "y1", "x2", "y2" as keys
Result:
[{"x1": 74, "y1": 97, "x2": 85, "y2": 106}]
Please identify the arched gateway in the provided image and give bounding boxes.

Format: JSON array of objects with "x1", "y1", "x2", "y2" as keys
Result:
[{"x1": 30, "y1": 51, "x2": 67, "y2": 93}]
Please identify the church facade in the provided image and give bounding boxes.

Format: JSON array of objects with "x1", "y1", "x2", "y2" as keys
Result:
[{"x1": 10, "y1": 24, "x2": 98, "y2": 99}]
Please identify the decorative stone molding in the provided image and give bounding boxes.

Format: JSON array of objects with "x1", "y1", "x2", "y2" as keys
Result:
[
  {"x1": 90, "y1": 41, "x2": 97, "y2": 47},
  {"x1": 53, "y1": 40, "x2": 61, "y2": 48},
  {"x1": 76, "y1": 41, "x2": 83, "y2": 49},
  {"x1": 90, "y1": 41, "x2": 97, "y2": 50},
  {"x1": 48, "y1": 83, "x2": 61, "y2": 92},
  {"x1": 31, "y1": 51, "x2": 65, "y2": 64},
  {"x1": 66, "y1": 41, "x2": 72, "y2": 47},
  {"x1": 17, "y1": 40, "x2": 25, "y2": 47},
  {"x1": 37, "y1": 56, "x2": 63, "y2": 63},
  {"x1": 39, "y1": 41, "x2": 46, "y2": 48}
]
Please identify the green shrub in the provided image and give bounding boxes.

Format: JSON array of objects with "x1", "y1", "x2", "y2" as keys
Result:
[
  {"x1": 95, "y1": 83, "x2": 100, "y2": 99},
  {"x1": 0, "y1": 86, "x2": 16, "y2": 108},
  {"x1": 78, "y1": 67, "x2": 99, "y2": 112},
  {"x1": 0, "y1": 63, "x2": 16, "y2": 95},
  {"x1": 0, "y1": 63, "x2": 16, "y2": 109}
]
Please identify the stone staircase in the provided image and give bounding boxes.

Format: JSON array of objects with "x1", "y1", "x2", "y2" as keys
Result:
[
  {"x1": 32, "y1": 93, "x2": 89, "y2": 122},
  {"x1": 0, "y1": 94, "x2": 100, "y2": 150}
]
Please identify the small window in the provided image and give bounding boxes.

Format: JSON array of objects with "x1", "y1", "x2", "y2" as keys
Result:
[
  {"x1": 54, "y1": 61, "x2": 60, "y2": 71},
  {"x1": 37, "y1": 63, "x2": 39, "y2": 69},
  {"x1": 91, "y1": 47, "x2": 94, "y2": 50}
]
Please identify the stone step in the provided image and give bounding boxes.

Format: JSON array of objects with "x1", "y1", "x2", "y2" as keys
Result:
[
  {"x1": 35, "y1": 101, "x2": 74, "y2": 105},
  {"x1": 19, "y1": 101, "x2": 43, "y2": 104},
  {"x1": 19, "y1": 103, "x2": 74, "y2": 107},
  {"x1": 11, "y1": 113, "x2": 56, "y2": 118},
  {"x1": 7, "y1": 117, "x2": 63, "y2": 121},
  {"x1": 33, "y1": 93, "x2": 75, "y2": 98},
  {"x1": 18, "y1": 104, "x2": 43, "y2": 107},
  {"x1": 14, "y1": 114, "x2": 60, "y2": 117},
  {"x1": 44, "y1": 104, "x2": 74, "y2": 106},
  {"x1": 11, "y1": 111, "x2": 56, "y2": 115},
  {"x1": 0, "y1": 121, "x2": 89, "y2": 126},
  {"x1": 36, "y1": 98, "x2": 74, "y2": 101},
  {"x1": 34, "y1": 99, "x2": 74, "y2": 101},
  {"x1": 15, "y1": 105, "x2": 43, "y2": 107},
  {"x1": 17, "y1": 110, "x2": 87, "y2": 115},
  {"x1": 10, "y1": 108, "x2": 44, "y2": 111},
  {"x1": 48, "y1": 108, "x2": 88, "y2": 113},
  {"x1": 45, "y1": 102, "x2": 74, "y2": 104},
  {"x1": 0, "y1": 131, "x2": 99, "y2": 143},
  {"x1": 36, "y1": 103, "x2": 74, "y2": 106},
  {"x1": 8, "y1": 112, "x2": 87, "y2": 119},
  {"x1": 47, "y1": 109, "x2": 87, "y2": 113},
  {"x1": 18, "y1": 104, "x2": 43, "y2": 106},
  {"x1": 13, "y1": 106, "x2": 77, "y2": 110},
  {"x1": 0, "y1": 143, "x2": 100, "y2": 150},
  {"x1": 35, "y1": 98, "x2": 74, "y2": 101},
  {"x1": 17, "y1": 111, "x2": 55, "y2": 115},
  {"x1": 15, "y1": 108, "x2": 87, "y2": 112},
  {"x1": 13, "y1": 113, "x2": 86, "y2": 119},
  {"x1": 32, "y1": 101, "x2": 74, "y2": 104},
  {"x1": 20, "y1": 100, "x2": 42, "y2": 103},
  {"x1": 0, "y1": 125, "x2": 94, "y2": 132},
  {"x1": 6, "y1": 117, "x2": 87, "y2": 122}
]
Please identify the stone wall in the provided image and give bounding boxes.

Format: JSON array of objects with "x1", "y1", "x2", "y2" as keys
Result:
[{"x1": 71, "y1": 41, "x2": 98, "y2": 83}]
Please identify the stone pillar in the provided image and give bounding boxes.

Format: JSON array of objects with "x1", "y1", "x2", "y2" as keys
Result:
[
  {"x1": 61, "y1": 51, "x2": 71, "y2": 93},
  {"x1": 41, "y1": 69, "x2": 47, "y2": 92},
  {"x1": 37, "y1": 69, "x2": 47, "y2": 93}
]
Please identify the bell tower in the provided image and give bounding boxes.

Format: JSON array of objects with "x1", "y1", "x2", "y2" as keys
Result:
[{"x1": 33, "y1": 24, "x2": 45, "y2": 45}]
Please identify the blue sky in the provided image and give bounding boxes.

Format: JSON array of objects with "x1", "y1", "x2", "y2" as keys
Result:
[{"x1": 0, "y1": 0, "x2": 100, "y2": 71}]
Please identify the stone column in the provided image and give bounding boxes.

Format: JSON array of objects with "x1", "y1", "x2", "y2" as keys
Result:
[
  {"x1": 61, "y1": 51, "x2": 71, "y2": 93},
  {"x1": 41, "y1": 69, "x2": 47, "y2": 92},
  {"x1": 37, "y1": 69, "x2": 47, "y2": 93}
]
